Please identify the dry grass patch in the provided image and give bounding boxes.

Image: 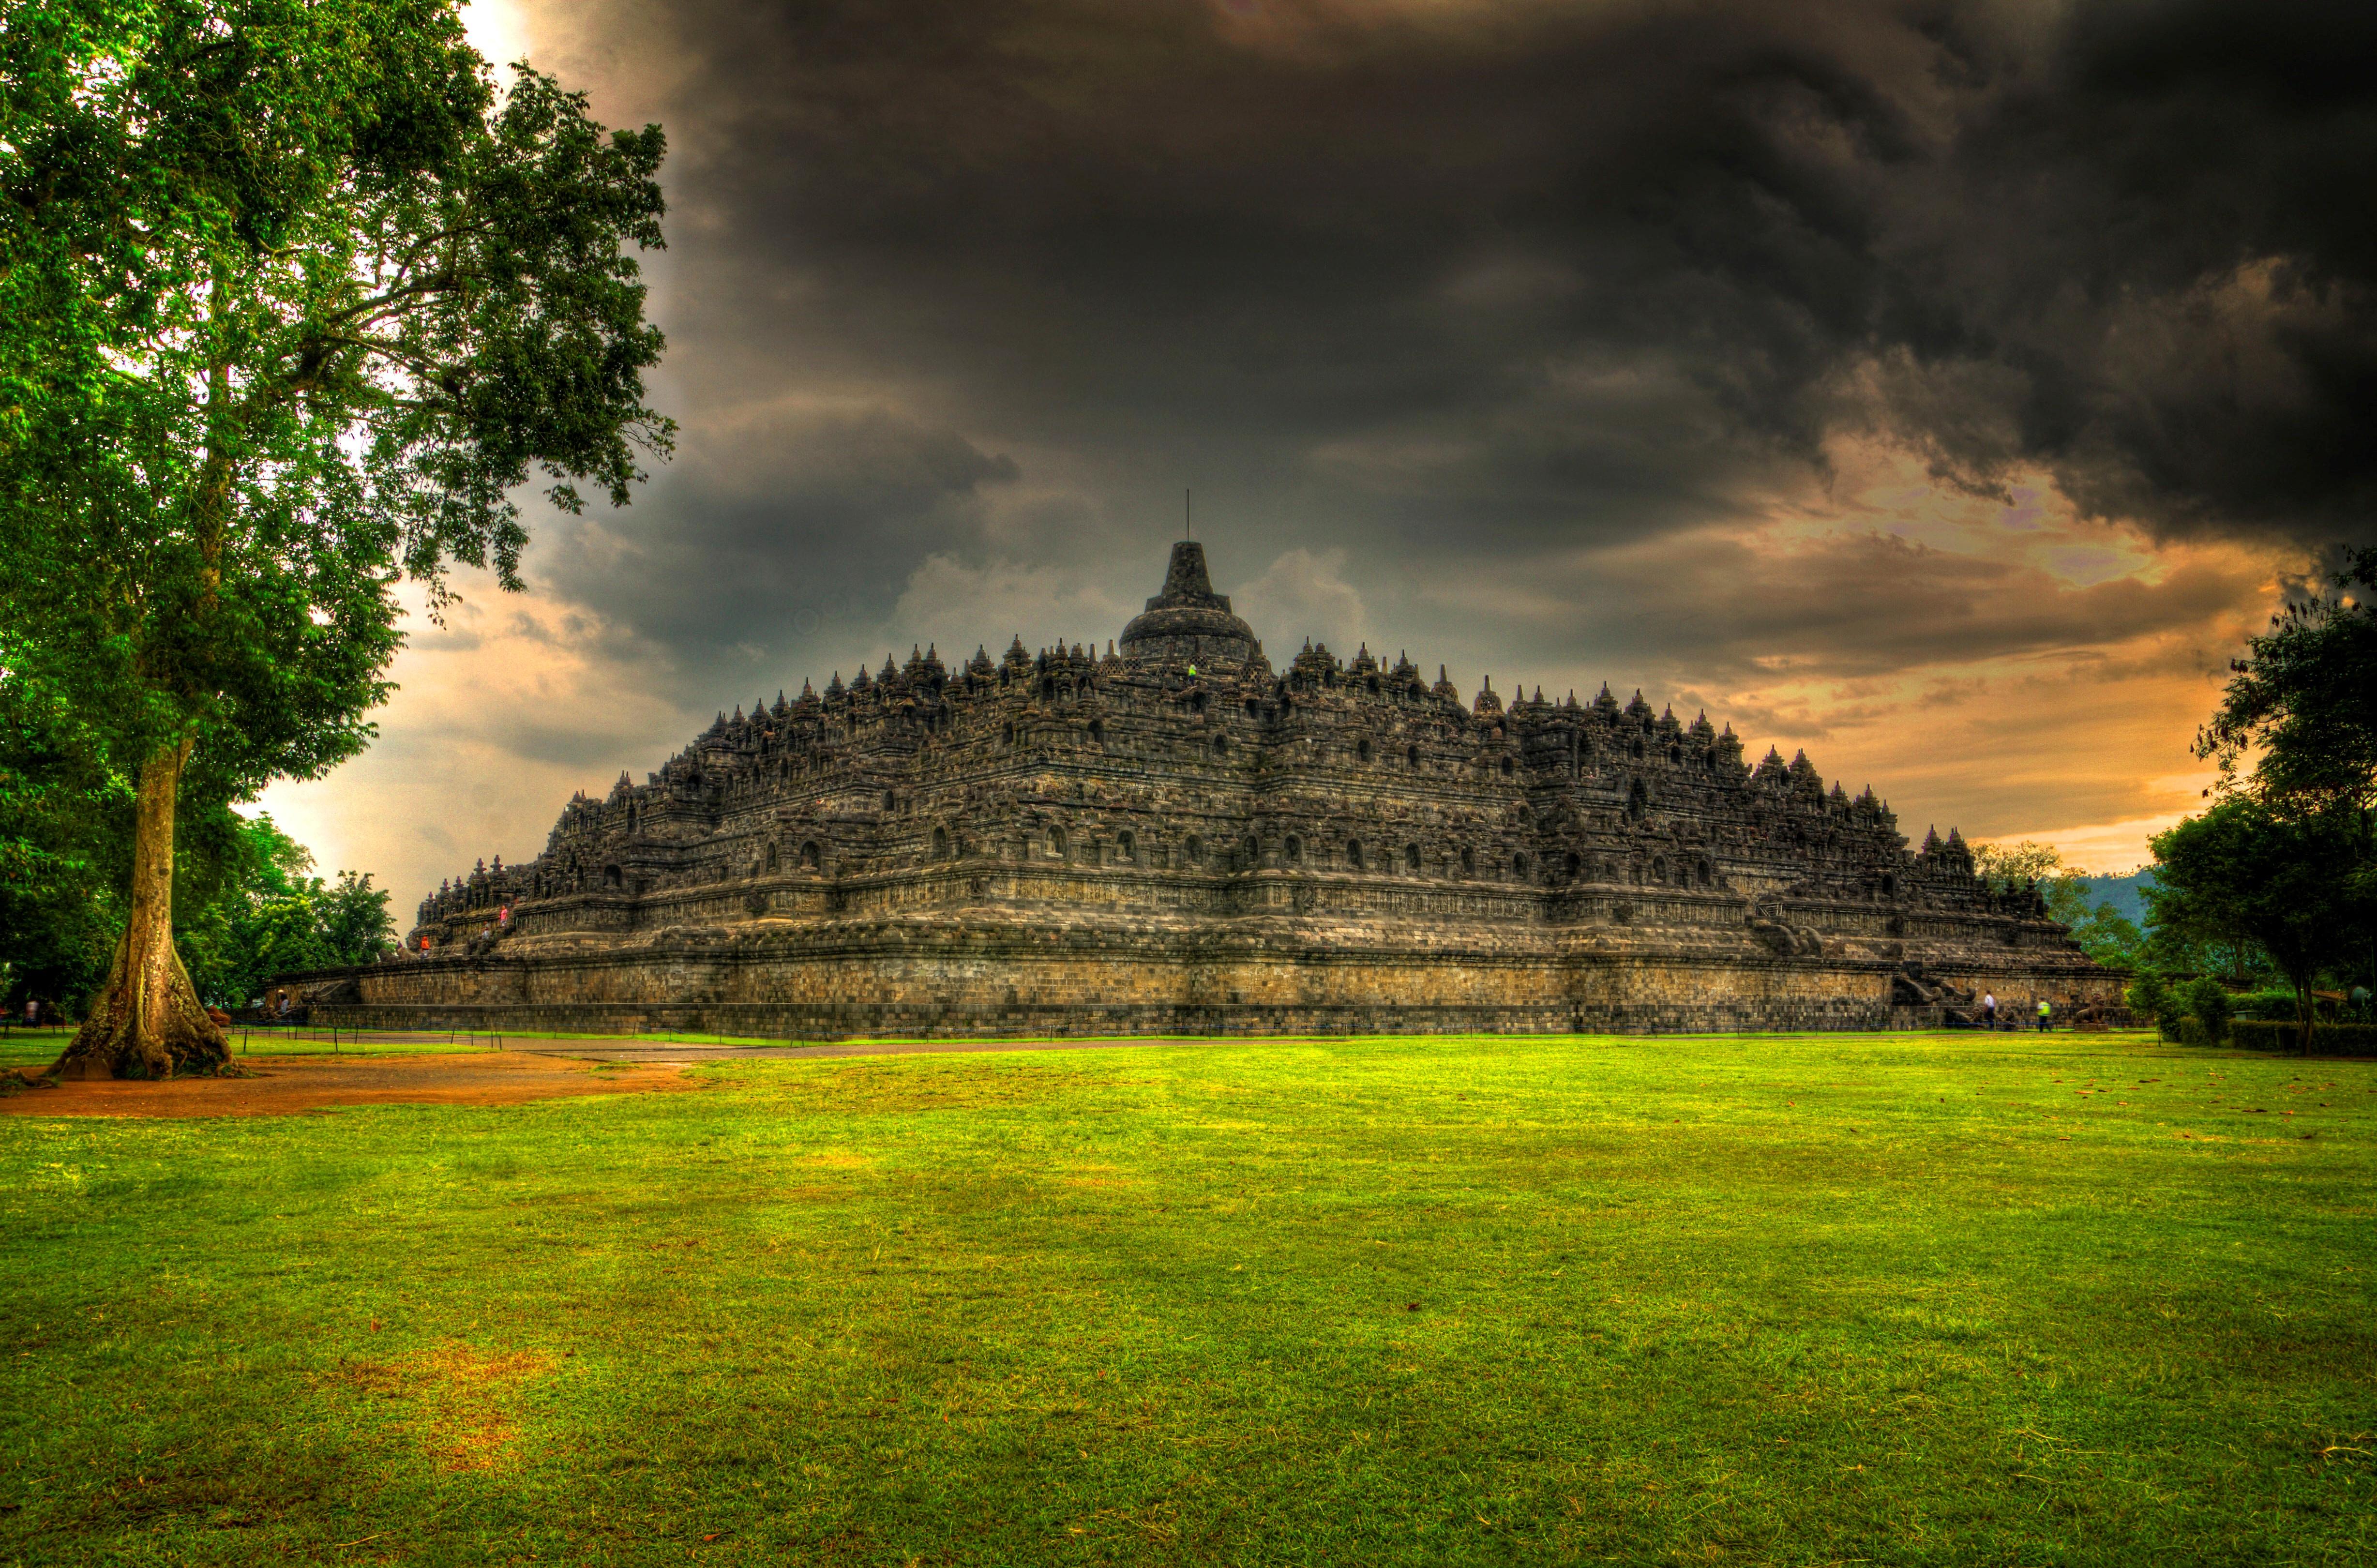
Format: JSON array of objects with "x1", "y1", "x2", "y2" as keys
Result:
[{"x1": 321, "y1": 1343, "x2": 555, "y2": 1472}]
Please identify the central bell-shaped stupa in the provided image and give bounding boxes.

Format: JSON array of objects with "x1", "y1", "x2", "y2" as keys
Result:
[{"x1": 1117, "y1": 540, "x2": 1260, "y2": 665}]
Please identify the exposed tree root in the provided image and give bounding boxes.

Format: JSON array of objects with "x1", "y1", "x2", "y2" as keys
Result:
[{"x1": 51, "y1": 934, "x2": 229, "y2": 1080}]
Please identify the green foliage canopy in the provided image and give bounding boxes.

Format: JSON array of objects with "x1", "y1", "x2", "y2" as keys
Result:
[
  {"x1": 2043, "y1": 880, "x2": 2145, "y2": 973},
  {"x1": 1970, "y1": 840, "x2": 2062, "y2": 891},
  {"x1": 3, "y1": 680, "x2": 392, "y2": 1011},
  {"x1": 2178, "y1": 976, "x2": 2231, "y2": 1040},
  {"x1": 2166, "y1": 543, "x2": 2377, "y2": 1030},
  {"x1": 0, "y1": 638, "x2": 129, "y2": 1008},
  {"x1": 2198, "y1": 547, "x2": 2377, "y2": 816},
  {"x1": 1, "y1": 0, "x2": 671, "y2": 811},
  {"x1": 2147, "y1": 801, "x2": 2376, "y2": 1050},
  {"x1": 2122, "y1": 970, "x2": 2168, "y2": 1026},
  {"x1": 173, "y1": 815, "x2": 393, "y2": 1009}
]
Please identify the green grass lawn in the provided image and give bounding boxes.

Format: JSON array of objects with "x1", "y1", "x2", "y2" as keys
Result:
[
  {"x1": 0, "y1": 1028, "x2": 75, "y2": 1068},
  {"x1": 1, "y1": 1030, "x2": 2371, "y2": 1565}
]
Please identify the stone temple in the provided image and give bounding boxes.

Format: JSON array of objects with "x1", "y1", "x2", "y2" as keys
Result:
[{"x1": 315, "y1": 541, "x2": 2122, "y2": 1035}]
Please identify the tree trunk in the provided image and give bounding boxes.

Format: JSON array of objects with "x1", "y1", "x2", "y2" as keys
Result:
[{"x1": 50, "y1": 740, "x2": 228, "y2": 1079}]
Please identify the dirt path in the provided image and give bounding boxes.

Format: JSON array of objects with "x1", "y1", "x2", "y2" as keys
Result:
[{"x1": 0, "y1": 1052, "x2": 695, "y2": 1119}]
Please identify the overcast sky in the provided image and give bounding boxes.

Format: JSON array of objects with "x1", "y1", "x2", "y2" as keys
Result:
[{"x1": 259, "y1": 0, "x2": 2377, "y2": 916}]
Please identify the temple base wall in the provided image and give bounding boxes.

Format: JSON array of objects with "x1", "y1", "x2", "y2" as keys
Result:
[{"x1": 301, "y1": 925, "x2": 2124, "y2": 1040}]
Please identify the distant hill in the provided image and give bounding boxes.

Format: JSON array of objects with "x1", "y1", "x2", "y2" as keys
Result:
[{"x1": 2073, "y1": 870, "x2": 2154, "y2": 922}]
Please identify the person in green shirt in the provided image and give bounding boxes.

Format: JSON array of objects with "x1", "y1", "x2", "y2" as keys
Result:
[{"x1": 2036, "y1": 998, "x2": 2052, "y2": 1031}]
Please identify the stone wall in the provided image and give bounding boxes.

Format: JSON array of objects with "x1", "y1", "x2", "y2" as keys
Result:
[{"x1": 308, "y1": 888, "x2": 2123, "y2": 1039}]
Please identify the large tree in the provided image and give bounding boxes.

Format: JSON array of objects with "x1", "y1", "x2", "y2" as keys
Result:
[
  {"x1": 2188, "y1": 545, "x2": 2377, "y2": 1015},
  {"x1": 0, "y1": 1, "x2": 670, "y2": 1078},
  {"x1": 2198, "y1": 547, "x2": 2377, "y2": 816},
  {"x1": 2146, "y1": 802, "x2": 2375, "y2": 1053}
]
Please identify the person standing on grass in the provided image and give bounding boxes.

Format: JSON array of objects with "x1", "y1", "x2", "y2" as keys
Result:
[
  {"x1": 2037, "y1": 998, "x2": 2051, "y2": 1031},
  {"x1": 1983, "y1": 992, "x2": 1997, "y2": 1027}
]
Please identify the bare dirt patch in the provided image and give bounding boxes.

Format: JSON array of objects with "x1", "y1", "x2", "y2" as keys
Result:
[{"x1": 0, "y1": 1051, "x2": 694, "y2": 1119}]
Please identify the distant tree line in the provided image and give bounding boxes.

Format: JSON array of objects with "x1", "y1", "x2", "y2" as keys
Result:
[
  {"x1": 1969, "y1": 844, "x2": 2275, "y2": 988},
  {"x1": 174, "y1": 820, "x2": 396, "y2": 1012}
]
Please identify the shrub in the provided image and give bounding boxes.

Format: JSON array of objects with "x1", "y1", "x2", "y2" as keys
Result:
[
  {"x1": 2180, "y1": 977, "x2": 2231, "y2": 1041},
  {"x1": 2176, "y1": 1017, "x2": 2217, "y2": 1049},
  {"x1": 2228, "y1": 1020, "x2": 2377, "y2": 1056},
  {"x1": 2228, "y1": 989, "x2": 2302, "y2": 1021},
  {"x1": 2125, "y1": 972, "x2": 2170, "y2": 1026}
]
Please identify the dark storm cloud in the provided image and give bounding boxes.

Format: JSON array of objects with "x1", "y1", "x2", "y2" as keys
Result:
[
  {"x1": 540, "y1": 405, "x2": 1018, "y2": 669},
  {"x1": 632, "y1": 0, "x2": 1885, "y2": 530},
  {"x1": 520, "y1": 0, "x2": 2375, "y2": 671},
  {"x1": 1886, "y1": 0, "x2": 2377, "y2": 535},
  {"x1": 1572, "y1": 530, "x2": 2252, "y2": 685}
]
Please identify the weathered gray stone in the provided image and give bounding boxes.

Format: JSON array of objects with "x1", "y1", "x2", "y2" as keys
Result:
[{"x1": 302, "y1": 542, "x2": 2123, "y2": 1036}]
